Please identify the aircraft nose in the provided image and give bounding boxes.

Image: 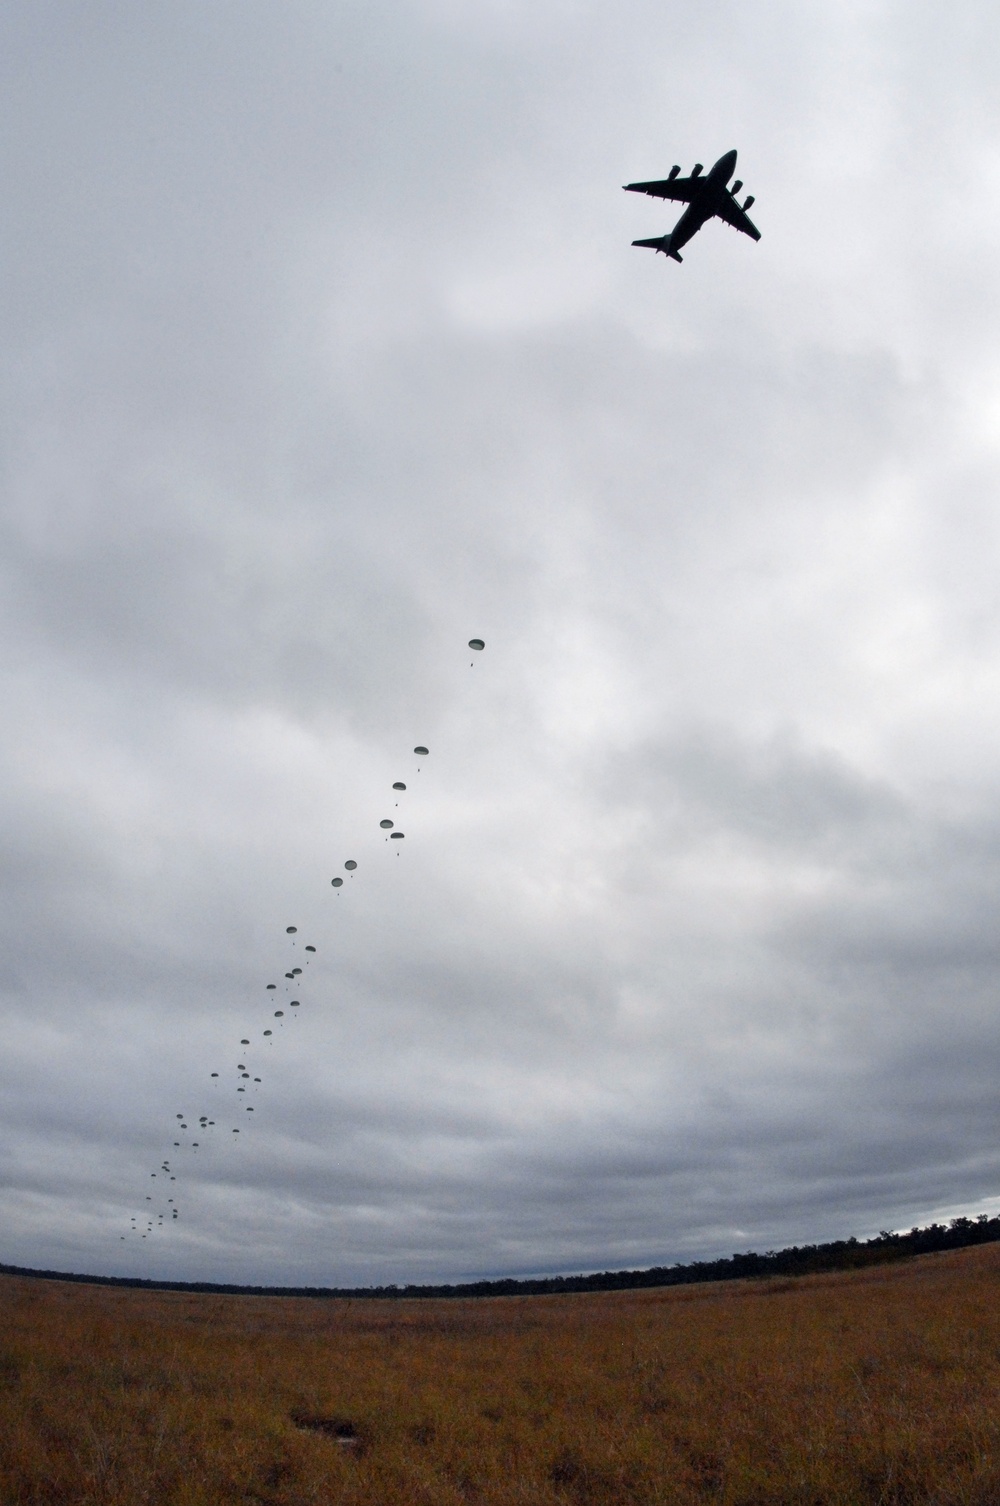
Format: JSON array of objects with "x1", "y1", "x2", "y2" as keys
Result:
[{"x1": 719, "y1": 149, "x2": 738, "y2": 176}]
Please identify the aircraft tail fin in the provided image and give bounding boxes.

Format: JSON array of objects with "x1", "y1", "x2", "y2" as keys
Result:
[{"x1": 631, "y1": 234, "x2": 682, "y2": 262}]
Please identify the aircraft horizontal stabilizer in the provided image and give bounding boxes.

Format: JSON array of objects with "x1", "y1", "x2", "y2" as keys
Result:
[{"x1": 632, "y1": 236, "x2": 682, "y2": 262}]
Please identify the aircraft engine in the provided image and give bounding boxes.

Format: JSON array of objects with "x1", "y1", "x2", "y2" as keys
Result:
[
  {"x1": 691, "y1": 163, "x2": 703, "y2": 176},
  {"x1": 743, "y1": 195, "x2": 755, "y2": 210},
  {"x1": 731, "y1": 180, "x2": 743, "y2": 194},
  {"x1": 668, "y1": 165, "x2": 680, "y2": 179}
]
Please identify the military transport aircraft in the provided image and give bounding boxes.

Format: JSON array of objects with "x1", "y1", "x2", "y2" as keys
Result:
[{"x1": 624, "y1": 149, "x2": 759, "y2": 263}]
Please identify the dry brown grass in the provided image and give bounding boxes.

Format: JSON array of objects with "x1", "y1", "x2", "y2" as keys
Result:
[{"x1": 3, "y1": 1244, "x2": 1000, "y2": 1504}]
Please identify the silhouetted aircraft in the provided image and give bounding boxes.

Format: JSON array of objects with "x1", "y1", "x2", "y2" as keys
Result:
[{"x1": 624, "y1": 149, "x2": 759, "y2": 263}]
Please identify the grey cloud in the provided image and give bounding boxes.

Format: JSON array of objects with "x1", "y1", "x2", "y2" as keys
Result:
[{"x1": 3, "y1": 0, "x2": 1000, "y2": 1286}]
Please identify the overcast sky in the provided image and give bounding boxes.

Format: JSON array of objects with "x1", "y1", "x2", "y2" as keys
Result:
[{"x1": 4, "y1": 0, "x2": 1000, "y2": 1287}]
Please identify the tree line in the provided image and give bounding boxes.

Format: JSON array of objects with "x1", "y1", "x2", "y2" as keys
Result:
[{"x1": 3, "y1": 1213, "x2": 998, "y2": 1299}]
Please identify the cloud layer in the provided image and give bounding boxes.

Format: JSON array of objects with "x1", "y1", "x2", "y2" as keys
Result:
[{"x1": 3, "y1": 0, "x2": 1000, "y2": 1284}]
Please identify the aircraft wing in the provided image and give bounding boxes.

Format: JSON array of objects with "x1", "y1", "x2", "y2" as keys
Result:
[
  {"x1": 714, "y1": 194, "x2": 761, "y2": 241},
  {"x1": 623, "y1": 176, "x2": 700, "y2": 204}
]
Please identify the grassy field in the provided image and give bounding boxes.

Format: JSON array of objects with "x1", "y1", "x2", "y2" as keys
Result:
[{"x1": 3, "y1": 1244, "x2": 1000, "y2": 1504}]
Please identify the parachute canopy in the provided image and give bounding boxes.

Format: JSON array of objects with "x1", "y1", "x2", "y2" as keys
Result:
[
  {"x1": 393, "y1": 782, "x2": 406, "y2": 791},
  {"x1": 305, "y1": 945, "x2": 316, "y2": 953},
  {"x1": 414, "y1": 746, "x2": 429, "y2": 756},
  {"x1": 468, "y1": 639, "x2": 485, "y2": 651},
  {"x1": 345, "y1": 860, "x2": 357, "y2": 871},
  {"x1": 380, "y1": 819, "x2": 394, "y2": 829},
  {"x1": 391, "y1": 832, "x2": 405, "y2": 839},
  {"x1": 331, "y1": 877, "x2": 343, "y2": 887},
  {"x1": 286, "y1": 926, "x2": 297, "y2": 934}
]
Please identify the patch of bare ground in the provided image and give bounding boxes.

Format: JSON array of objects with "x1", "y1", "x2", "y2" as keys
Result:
[{"x1": 3, "y1": 1244, "x2": 1000, "y2": 1502}]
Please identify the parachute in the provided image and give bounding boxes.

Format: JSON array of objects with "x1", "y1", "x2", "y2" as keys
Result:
[
  {"x1": 393, "y1": 782, "x2": 406, "y2": 791},
  {"x1": 468, "y1": 639, "x2": 485, "y2": 651},
  {"x1": 345, "y1": 860, "x2": 357, "y2": 871},
  {"x1": 414, "y1": 746, "x2": 428, "y2": 756},
  {"x1": 331, "y1": 877, "x2": 343, "y2": 887},
  {"x1": 380, "y1": 819, "x2": 394, "y2": 829},
  {"x1": 286, "y1": 926, "x2": 297, "y2": 934}
]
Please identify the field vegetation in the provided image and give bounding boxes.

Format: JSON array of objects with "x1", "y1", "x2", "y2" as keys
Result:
[{"x1": 3, "y1": 1243, "x2": 1000, "y2": 1504}]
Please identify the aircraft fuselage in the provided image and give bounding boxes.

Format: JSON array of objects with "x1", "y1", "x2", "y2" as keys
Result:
[{"x1": 667, "y1": 149, "x2": 738, "y2": 253}]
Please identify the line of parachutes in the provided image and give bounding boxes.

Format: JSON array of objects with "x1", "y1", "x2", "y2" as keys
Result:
[{"x1": 120, "y1": 638, "x2": 485, "y2": 1246}]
